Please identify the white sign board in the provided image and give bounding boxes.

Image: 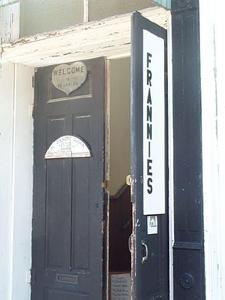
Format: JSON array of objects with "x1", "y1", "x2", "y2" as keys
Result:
[
  {"x1": 147, "y1": 215, "x2": 158, "y2": 235},
  {"x1": 111, "y1": 273, "x2": 131, "y2": 300},
  {"x1": 143, "y1": 30, "x2": 165, "y2": 215}
]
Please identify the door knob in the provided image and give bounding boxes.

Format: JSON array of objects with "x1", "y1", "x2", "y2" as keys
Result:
[
  {"x1": 126, "y1": 175, "x2": 131, "y2": 186},
  {"x1": 141, "y1": 240, "x2": 149, "y2": 264}
]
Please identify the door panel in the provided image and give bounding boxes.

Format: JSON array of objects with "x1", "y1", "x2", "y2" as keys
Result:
[
  {"x1": 32, "y1": 58, "x2": 105, "y2": 300},
  {"x1": 131, "y1": 12, "x2": 169, "y2": 299},
  {"x1": 45, "y1": 288, "x2": 89, "y2": 300}
]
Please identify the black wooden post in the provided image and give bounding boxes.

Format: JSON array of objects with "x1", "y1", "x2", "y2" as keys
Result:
[{"x1": 171, "y1": 0, "x2": 205, "y2": 299}]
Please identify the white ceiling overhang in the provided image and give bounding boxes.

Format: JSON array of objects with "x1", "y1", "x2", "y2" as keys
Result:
[{"x1": 2, "y1": 7, "x2": 169, "y2": 67}]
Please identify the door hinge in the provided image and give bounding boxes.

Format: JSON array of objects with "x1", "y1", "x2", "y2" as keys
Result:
[
  {"x1": 30, "y1": 269, "x2": 36, "y2": 285},
  {"x1": 101, "y1": 180, "x2": 108, "y2": 190},
  {"x1": 32, "y1": 76, "x2": 35, "y2": 88}
]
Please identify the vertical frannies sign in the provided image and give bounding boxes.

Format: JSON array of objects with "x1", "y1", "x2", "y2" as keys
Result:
[{"x1": 143, "y1": 30, "x2": 165, "y2": 215}]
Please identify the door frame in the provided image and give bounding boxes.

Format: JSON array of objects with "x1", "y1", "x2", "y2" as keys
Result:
[{"x1": 0, "y1": 7, "x2": 173, "y2": 300}]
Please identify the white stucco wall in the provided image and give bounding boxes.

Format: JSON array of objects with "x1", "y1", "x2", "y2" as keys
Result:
[
  {"x1": 0, "y1": 62, "x2": 34, "y2": 300},
  {"x1": 0, "y1": 62, "x2": 15, "y2": 300},
  {"x1": 1, "y1": 3, "x2": 34, "y2": 298},
  {"x1": 200, "y1": 0, "x2": 225, "y2": 299},
  {"x1": 214, "y1": 1, "x2": 225, "y2": 298},
  {"x1": 10, "y1": 64, "x2": 34, "y2": 300}
]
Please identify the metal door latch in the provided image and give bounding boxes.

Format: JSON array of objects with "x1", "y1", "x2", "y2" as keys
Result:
[{"x1": 141, "y1": 240, "x2": 149, "y2": 264}]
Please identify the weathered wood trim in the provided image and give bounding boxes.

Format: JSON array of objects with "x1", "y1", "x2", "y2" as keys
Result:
[
  {"x1": 0, "y1": 2, "x2": 20, "y2": 44},
  {"x1": 2, "y1": 7, "x2": 169, "y2": 67},
  {"x1": 83, "y1": 0, "x2": 89, "y2": 23}
]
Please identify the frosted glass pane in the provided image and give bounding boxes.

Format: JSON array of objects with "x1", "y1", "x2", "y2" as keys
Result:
[
  {"x1": 0, "y1": 0, "x2": 20, "y2": 6},
  {"x1": 89, "y1": 0, "x2": 157, "y2": 21},
  {"x1": 154, "y1": 0, "x2": 171, "y2": 9},
  {"x1": 20, "y1": 0, "x2": 83, "y2": 37}
]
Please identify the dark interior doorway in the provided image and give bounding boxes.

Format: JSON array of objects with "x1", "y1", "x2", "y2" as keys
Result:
[
  {"x1": 107, "y1": 57, "x2": 132, "y2": 299},
  {"x1": 109, "y1": 186, "x2": 132, "y2": 273}
]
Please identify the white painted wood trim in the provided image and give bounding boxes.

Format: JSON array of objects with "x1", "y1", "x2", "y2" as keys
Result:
[
  {"x1": 167, "y1": 13, "x2": 174, "y2": 300},
  {"x1": 0, "y1": 61, "x2": 15, "y2": 300},
  {"x1": 10, "y1": 64, "x2": 34, "y2": 300},
  {"x1": 0, "y1": 2, "x2": 19, "y2": 43},
  {"x1": 199, "y1": 0, "x2": 224, "y2": 299},
  {"x1": 83, "y1": 0, "x2": 89, "y2": 23},
  {"x1": 2, "y1": 7, "x2": 169, "y2": 67},
  {"x1": 213, "y1": 1, "x2": 225, "y2": 299},
  {"x1": 0, "y1": 61, "x2": 33, "y2": 300}
]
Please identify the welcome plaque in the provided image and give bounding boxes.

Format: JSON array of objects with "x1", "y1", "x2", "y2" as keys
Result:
[{"x1": 52, "y1": 62, "x2": 88, "y2": 95}]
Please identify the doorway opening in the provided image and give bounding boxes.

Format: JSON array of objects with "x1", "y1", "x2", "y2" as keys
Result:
[{"x1": 107, "y1": 57, "x2": 132, "y2": 299}]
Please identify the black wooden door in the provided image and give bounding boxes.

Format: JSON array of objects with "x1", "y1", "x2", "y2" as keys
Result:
[
  {"x1": 131, "y1": 12, "x2": 169, "y2": 299},
  {"x1": 32, "y1": 58, "x2": 105, "y2": 300}
]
